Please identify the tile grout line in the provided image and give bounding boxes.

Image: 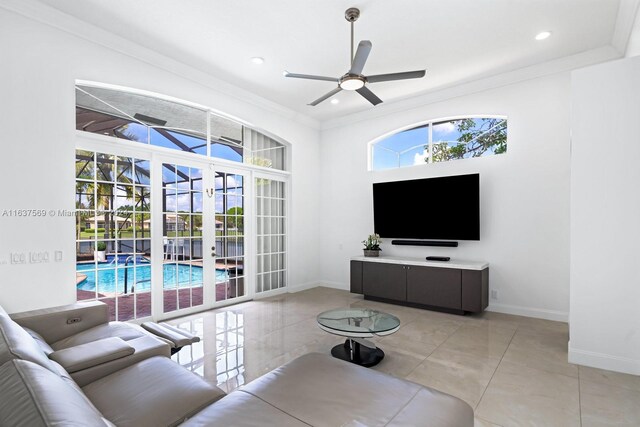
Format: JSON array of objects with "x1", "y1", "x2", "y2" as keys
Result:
[
  {"x1": 578, "y1": 366, "x2": 583, "y2": 427},
  {"x1": 402, "y1": 320, "x2": 463, "y2": 378},
  {"x1": 472, "y1": 322, "x2": 519, "y2": 412}
]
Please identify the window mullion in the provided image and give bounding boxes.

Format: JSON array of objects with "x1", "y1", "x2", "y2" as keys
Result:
[{"x1": 428, "y1": 123, "x2": 433, "y2": 164}]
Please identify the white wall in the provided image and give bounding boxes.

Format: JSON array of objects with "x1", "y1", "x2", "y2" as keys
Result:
[
  {"x1": 569, "y1": 56, "x2": 640, "y2": 375},
  {"x1": 319, "y1": 74, "x2": 572, "y2": 321},
  {"x1": 626, "y1": 5, "x2": 640, "y2": 57},
  {"x1": 0, "y1": 7, "x2": 321, "y2": 313}
]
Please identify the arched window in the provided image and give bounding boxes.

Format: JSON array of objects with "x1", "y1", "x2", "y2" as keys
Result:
[
  {"x1": 76, "y1": 83, "x2": 286, "y2": 170},
  {"x1": 371, "y1": 116, "x2": 507, "y2": 171}
]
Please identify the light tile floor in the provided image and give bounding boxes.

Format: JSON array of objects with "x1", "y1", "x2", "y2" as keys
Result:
[{"x1": 167, "y1": 287, "x2": 640, "y2": 427}]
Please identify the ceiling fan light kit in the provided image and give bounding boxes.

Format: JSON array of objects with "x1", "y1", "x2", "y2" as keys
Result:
[
  {"x1": 284, "y1": 7, "x2": 426, "y2": 107},
  {"x1": 339, "y1": 75, "x2": 365, "y2": 91}
]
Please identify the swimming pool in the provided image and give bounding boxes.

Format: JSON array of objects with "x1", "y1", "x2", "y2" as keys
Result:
[{"x1": 76, "y1": 263, "x2": 228, "y2": 293}]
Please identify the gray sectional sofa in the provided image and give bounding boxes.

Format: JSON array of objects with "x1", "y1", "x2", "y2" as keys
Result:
[{"x1": 0, "y1": 301, "x2": 473, "y2": 426}]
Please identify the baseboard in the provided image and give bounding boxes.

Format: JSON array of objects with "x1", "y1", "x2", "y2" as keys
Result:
[
  {"x1": 568, "y1": 341, "x2": 640, "y2": 375},
  {"x1": 487, "y1": 303, "x2": 568, "y2": 322},
  {"x1": 253, "y1": 287, "x2": 288, "y2": 300},
  {"x1": 315, "y1": 281, "x2": 349, "y2": 290},
  {"x1": 287, "y1": 281, "x2": 348, "y2": 293}
]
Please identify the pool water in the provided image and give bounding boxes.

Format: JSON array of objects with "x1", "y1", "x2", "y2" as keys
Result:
[{"x1": 76, "y1": 263, "x2": 228, "y2": 293}]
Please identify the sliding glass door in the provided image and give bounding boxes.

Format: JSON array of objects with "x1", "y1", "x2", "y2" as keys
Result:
[
  {"x1": 213, "y1": 169, "x2": 247, "y2": 303},
  {"x1": 160, "y1": 162, "x2": 205, "y2": 315},
  {"x1": 76, "y1": 146, "x2": 287, "y2": 321},
  {"x1": 155, "y1": 155, "x2": 250, "y2": 318}
]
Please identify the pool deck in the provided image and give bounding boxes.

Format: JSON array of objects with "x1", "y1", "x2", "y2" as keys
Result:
[{"x1": 77, "y1": 280, "x2": 243, "y2": 321}]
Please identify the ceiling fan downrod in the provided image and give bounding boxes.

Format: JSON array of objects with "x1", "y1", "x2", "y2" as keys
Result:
[{"x1": 345, "y1": 7, "x2": 360, "y2": 67}]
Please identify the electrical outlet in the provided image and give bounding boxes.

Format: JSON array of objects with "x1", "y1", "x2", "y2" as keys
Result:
[{"x1": 490, "y1": 289, "x2": 499, "y2": 300}]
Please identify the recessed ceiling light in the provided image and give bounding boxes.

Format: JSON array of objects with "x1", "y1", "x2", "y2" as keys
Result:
[
  {"x1": 330, "y1": 99, "x2": 340, "y2": 105},
  {"x1": 535, "y1": 31, "x2": 551, "y2": 41},
  {"x1": 251, "y1": 57, "x2": 265, "y2": 65}
]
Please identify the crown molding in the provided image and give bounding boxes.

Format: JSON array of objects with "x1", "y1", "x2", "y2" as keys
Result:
[
  {"x1": 0, "y1": 0, "x2": 320, "y2": 131},
  {"x1": 612, "y1": 0, "x2": 640, "y2": 54},
  {"x1": 320, "y1": 45, "x2": 621, "y2": 131}
]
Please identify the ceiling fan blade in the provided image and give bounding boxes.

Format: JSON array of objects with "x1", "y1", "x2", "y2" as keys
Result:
[
  {"x1": 308, "y1": 87, "x2": 342, "y2": 106},
  {"x1": 356, "y1": 86, "x2": 382, "y2": 106},
  {"x1": 366, "y1": 70, "x2": 426, "y2": 83},
  {"x1": 284, "y1": 71, "x2": 338, "y2": 82},
  {"x1": 349, "y1": 40, "x2": 372, "y2": 75}
]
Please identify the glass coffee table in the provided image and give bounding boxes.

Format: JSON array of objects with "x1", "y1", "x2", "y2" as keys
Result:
[{"x1": 316, "y1": 308, "x2": 400, "y2": 367}]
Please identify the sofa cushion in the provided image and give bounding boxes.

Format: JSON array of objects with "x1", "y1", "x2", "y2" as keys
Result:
[
  {"x1": 182, "y1": 390, "x2": 307, "y2": 427},
  {"x1": 0, "y1": 359, "x2": 108, "y2": 427},
  {"x1": 50, "y1": 337, "x2": 135, "y2": 373},
  {"x1": 70, "y1": 334, "x2": 170, "y2": 387},
  {"x1": 51, "y1": 322, "x2": 149, "y2": 350},
  {"x1": 387, "y1": 388, "x2": 475, "y2": 427},
  {"x1": 0, "y1": 316, "x2": 57, "y2": 373},
  {"x1": 23, "y1": 327, "x2": 54, "y2": 355},
  {"x1": 239, "y1": 352, "x2": 473, "y2": 427},
  {"x1": 83, "y1": 356, "x2": 225, "y2": 427}
]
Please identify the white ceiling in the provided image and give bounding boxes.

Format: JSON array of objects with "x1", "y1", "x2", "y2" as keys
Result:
[{"x1": 39, "y1": 0, "x2": 623, "y2": 121}]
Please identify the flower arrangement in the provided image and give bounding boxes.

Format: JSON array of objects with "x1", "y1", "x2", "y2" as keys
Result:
[{"x1": 362, "y1": 234, "x2": 382, "y2": 251}]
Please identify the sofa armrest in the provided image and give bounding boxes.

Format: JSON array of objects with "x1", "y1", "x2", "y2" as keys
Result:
[
  {"x1": 141, "y1": 322, "x2": 200, "y2": 348},
  {"x1": 49, "y1": 337, "x2": 135, "y2": 373},
  {"x1": 10, "y1": 301, "x2": 109, "y2": 344}
]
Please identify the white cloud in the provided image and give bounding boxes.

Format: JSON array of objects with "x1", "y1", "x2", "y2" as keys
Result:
[
  {"x1": 434, "y1": 121, "x2": 456, "y2": 134},
  {"x1": 413, "y1": 149, "x2": 429, "y2": 165}
]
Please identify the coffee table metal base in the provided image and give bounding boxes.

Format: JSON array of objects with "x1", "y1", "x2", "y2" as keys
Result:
[{"x1": 331, "y1": 339, "x2": 385, "y2": 367}]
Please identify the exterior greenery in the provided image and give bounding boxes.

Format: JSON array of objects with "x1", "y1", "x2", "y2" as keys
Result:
[{"x1": 430, "y1": 118, "x2": 507, "y2": 162}]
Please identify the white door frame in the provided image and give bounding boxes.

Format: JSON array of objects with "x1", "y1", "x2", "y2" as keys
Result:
[
  {"x1": 151, "y1": 153, "x2": 253, "y2": 321},
  {"x1": 75, "y1": 131, "x2": 289, "y2": 321}
]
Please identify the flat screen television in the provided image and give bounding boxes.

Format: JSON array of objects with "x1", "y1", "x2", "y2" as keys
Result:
[{"x1": 373, "y1": 173, "x2": 480, "y2": 241}]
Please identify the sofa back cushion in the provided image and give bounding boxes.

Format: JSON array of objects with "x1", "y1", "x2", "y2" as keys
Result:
[
  {"x1": 0, "y1": 359, "x2": 108, "y2": 427},
  {"x1": 0, "y1": 316, "x2": 57, "y2": 373},
  {"x1": 24, "y1": 327, "x2": 54, "y2": 355}
]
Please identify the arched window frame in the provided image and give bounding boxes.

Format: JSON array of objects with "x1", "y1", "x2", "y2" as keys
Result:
[
  {"x1": 75, "y1": 80, "x2": 290, "y2": 173},
  {"x1": 368, "y1": 115, "x2": 507, "y2": 171}
]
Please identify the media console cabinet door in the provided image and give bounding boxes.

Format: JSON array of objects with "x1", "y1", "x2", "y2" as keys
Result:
[
  {"x1": 362, "y1": 262, "x2": 407, "y2": 301},
  {"x1": 406, "y1": 266, "x2": 462, "y2": 310},
  {"x1": 350, "y1": 261, "x2": 363, "y2": 294},
  {"x1": 461, "y1": 269, "x2": 489, "y2": 312}
]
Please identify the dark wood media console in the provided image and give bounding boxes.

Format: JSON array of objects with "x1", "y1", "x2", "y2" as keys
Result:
[{"x1": 350, "y1": 256, "x2": 489, "y2": 315}]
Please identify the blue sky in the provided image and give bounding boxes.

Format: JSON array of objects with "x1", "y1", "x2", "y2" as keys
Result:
[
  {"x1": 122, "y1": 123, "x2": 242, "y2": 163},
  {"x1": 372, "y1": 118, "x2": 493, "y2": 169}
]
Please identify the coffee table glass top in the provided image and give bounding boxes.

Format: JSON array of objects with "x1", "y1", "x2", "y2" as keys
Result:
[{"x1": 317, "y1": 308, "x2": 400, "y2": 335}]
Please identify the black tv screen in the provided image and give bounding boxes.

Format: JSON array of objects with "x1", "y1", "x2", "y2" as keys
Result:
[{"x1": 373, "y1": 174, "x2": 480, "y2": 241}]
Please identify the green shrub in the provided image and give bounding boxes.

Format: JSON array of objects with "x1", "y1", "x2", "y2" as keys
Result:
[{"x1": 96, "y1": 241, "x2": 107, "y2": 251}]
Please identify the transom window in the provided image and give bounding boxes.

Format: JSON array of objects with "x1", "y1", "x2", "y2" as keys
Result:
[
  {"x1": 76, "y1": 84, "x2": 286, "y2": 170},
  {"x1": 371, "y1": 117, "x2": 507, "y2": 171}
]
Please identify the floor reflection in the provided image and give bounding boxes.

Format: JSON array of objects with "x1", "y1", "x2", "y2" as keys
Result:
[
  {"x1": 171, "y1": 310, "x2": 246, "y2": 389},
  {"x1": 167, "y1": 287, "x2": 361, "y2": 392}
]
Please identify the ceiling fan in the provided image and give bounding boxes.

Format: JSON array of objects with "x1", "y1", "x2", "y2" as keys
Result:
[{"x1": 284, "y1": 7, "x2": 426, "y2": 107}]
